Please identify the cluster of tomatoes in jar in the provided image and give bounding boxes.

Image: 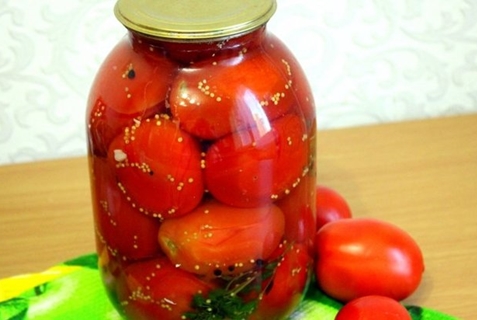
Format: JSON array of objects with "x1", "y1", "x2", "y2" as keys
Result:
[{"x1": 87, "y1": 27, "x2": 317, "y2": 320}]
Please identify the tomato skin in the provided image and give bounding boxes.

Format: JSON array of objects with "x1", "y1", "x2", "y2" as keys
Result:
[
  {"x1": 316, "y1": 185, "x2": 352, "y2": 230},
  {"x1": 158, "y1": 199, "x2": 285, "y2": 278},
  {"x1": 108, "y1": 115, "x2": 204, "y2": 219},
  {"x1": 276, "y1": 173, "x2": 316, "y2": 247},
  {"x1": 169, "y1": 46, "x2": 294, "y2": 140},
  {"x1": 87, "y1": 37, "x2": 176, "y2": 156},
  {"x1": 250, "y1": 244, "x2": 312, "y2": 320},
  {"x1": 88, "y1": 37, "x2": 175, "y2": 116},
  {"x1": 91, "y1": 157, "x2": 162, "y2": 261},
  {"x1": 116, "y1": 257, "x2": 214, "y2": 320},
  {"x1": 205, "y1": 113, "x2": 309, "y2": 208},
  {"x1": 261, "y1": 33, "x2": 316, "y2": 133},
  {"x1": 335, "y1": 296, "x2": 411, "y2": 320},
  {"x1": 314, "y1": 218, "x2": 424, "y2": 302},
  {"x1": 87, "y1": 98, "x2": 164, "y2": 157}
]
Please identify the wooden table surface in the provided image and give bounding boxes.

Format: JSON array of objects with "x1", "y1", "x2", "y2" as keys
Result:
[{"x1": 1, "y1": 114, "x2": 476, "y2": 318}]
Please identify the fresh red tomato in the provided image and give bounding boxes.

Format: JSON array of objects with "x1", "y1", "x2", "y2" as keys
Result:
[
  {"x1": 91, "y1": 158, "x2": 162, "y2": 261},
  {"x1": 117, "y1": 257, "x2": 214, "y2": 320},
  {"x1": 314, "y1": 218, "x2": 424, "y2": 302},
  {"x1": 250, "y1": 244, "x2": 312, "y2": 320},
  {"x1": 335, "y1": 296, "x2": 411, "y2": 320},
  {"x1": 108, "y1": 115, "x2": 204, "y2": 219},
  {"x1": 169, "y1": 47, "x2": 294, "y2": 140},
  {"x1": 158, "y1": 199, "x2": 285, "y2": 278},
  {"x1": 205, "y1": 113, "x2": 309, "y2": 208},
  {"x1": 316, "y1": 185, "x2": 352, "y2": 230},
  {"x1": 87, "y1": 37, "x2": 176, "y2": 156}
]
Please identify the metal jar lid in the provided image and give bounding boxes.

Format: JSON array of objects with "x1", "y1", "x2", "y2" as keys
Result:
[{"x1": 114, "y1": 0, "x2": 277, "y2": 41}]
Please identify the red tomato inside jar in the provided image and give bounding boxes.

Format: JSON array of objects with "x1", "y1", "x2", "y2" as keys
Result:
[{"x1": 86, "y1": 1, "x2": 317, "y2": 319}]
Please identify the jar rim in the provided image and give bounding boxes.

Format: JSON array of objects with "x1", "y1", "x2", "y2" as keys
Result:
[{"x1": 114, "y1": 0, "x2": 277, "y2": 41}]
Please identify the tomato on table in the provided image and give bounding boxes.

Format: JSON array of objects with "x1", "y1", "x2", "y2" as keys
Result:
[
  {"x1": 315, "y1": 185, "x2": 352, "y2": 230},
  {"x1": 169, "y1": 47, "x2": 294, "y2": 140},
  {"x1": 158, "y1": 199, "x2": 285, "y2": 278},
  {"x1": 205, "y1": 113, "x2": 310, "y2": 208},
  {"x1": 91, "y1": 158, "x2": 162, "y2": 261},
  {"x1": 335, "y1": 296, "x2": 411, "y2": 320},
  {"x1": 314, "y1": 218, "x2": 424, "y2": 302},
  {"x1": 108, "y1": 115, "x2": 204, "y2": 219},
  {"x1": 87, "y1": 37, "x2": 176, "y2": 156},
  {"x1": 117, "y1": 257, "x2": 214, "y2": 320}
]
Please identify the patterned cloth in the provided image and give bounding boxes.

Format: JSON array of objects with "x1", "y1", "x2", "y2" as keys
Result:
[{"x1": 0, "y1": 254, "x2": 457, "y2": 320}]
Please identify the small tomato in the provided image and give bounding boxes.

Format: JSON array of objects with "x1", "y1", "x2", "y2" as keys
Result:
[
  {"x1": 169, "y1": 49, "x2": 294, "y2": 140},
  {"x1": 335, "y1": 295, "x2": 411, "y2": 320},
  {"x1": 117, "y1": 257, "x2": 214, "y2": 320},
  {"x1": 91, "y1": 158, "x2": 162, "y2": 261},
  {"x1": 158, "y1": 199, "x2": 285, "y2": 278},
  {"x1": 316, "y1": 185, "x2": 352, "y2": 230},
  {"x1": 205, "y1": 114, "x2": 309, "y2": 208},
  {"x1": 87, "y1": 37, "x2": 176, "y2": 156},
  {"x1": 108, "y1": 116, "x2": 204, "y2": 219}
]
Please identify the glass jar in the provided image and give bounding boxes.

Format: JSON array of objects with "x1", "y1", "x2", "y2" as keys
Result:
[{"x1": 86, "y1": 0, "x2": 317, "y2": 319}]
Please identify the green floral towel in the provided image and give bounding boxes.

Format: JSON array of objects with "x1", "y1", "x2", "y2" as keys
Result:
[{"x1": 0, "y1": 254, "x2": 457, "y2": 320}]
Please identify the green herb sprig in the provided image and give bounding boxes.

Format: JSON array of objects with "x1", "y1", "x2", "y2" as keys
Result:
[{"x1": 183, "y1": 244, "x2": 290, "y2": 320}]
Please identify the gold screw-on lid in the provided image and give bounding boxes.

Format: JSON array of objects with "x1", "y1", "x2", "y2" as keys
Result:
[{"x1": 114, "y1": 0, "x2": 277, "y2": 41}]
